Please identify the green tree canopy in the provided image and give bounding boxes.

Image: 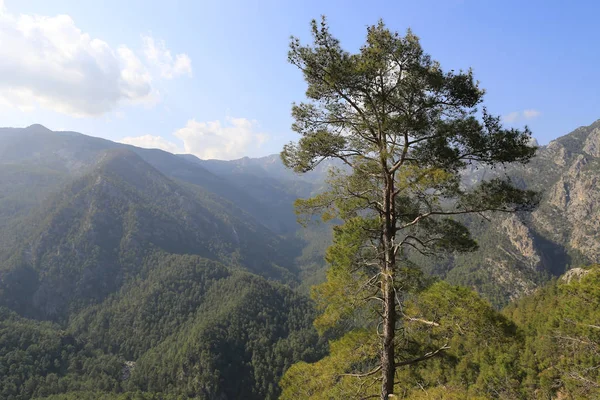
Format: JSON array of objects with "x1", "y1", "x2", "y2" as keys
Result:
[{"x1": 505, "y1": 266, "x2": 600, "y2": 399}]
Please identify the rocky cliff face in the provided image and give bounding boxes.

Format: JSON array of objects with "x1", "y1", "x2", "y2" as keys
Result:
[
  {"x1": 531, "y1": 123, "x2": 600, "y2": 262},
  {"x1": 500, "y1": 214, "x2": 543, "y2": 271},
  {"x1": 442, "y1": 120, "x2": 600, "y2": 306}
]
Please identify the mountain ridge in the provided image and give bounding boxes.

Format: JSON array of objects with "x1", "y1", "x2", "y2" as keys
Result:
[{"x1": 4, "y1": 121, "x2": 600, "y2": 307}]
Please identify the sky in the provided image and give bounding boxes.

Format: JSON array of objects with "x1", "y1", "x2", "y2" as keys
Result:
[{"x1": 0, "y1": 0, "x2": 599, "y2": 160}]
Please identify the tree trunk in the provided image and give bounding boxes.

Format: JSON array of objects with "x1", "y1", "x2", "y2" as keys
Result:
[
  {"x1": 380, "y1": 272, "x2": 396, "y2": 399},
  {"x1": 380, "y1": 174, "x2": 396, "y2": 400}
]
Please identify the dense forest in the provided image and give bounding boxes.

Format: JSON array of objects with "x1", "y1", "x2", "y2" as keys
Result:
[
  {"x1": 0, "y1": 252, "x2": 325, "y2": 400},
  {"x1": 280, "y1": 266, "x2": 600, "y2": 399},
  {"x1": 2, "y1": 260, "x2": 600, "y2": 399}
]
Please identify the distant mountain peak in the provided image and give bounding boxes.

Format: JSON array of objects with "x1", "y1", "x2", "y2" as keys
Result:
[{"x1": 26, "y1": 124, "x2": 52, "y2": 132}]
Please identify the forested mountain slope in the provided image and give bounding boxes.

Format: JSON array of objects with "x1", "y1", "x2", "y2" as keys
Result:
[
  {"x1": 0, "y1": 149, "x2": 297, "y2": 320},
  {"x1": 280, "y1": 265, "x2": 600, "y2": 399},
  {"x1": 0, "y1": 125, "x2": 301, "y2": 236},
  {"x1": 0, "y1": 126, "x2": 325, "y2": 399},
  {"x1": 2, "y1": 121, "x2": 600, "y2": 398},
  {"x1": 3, "y1": 121, "x2": 600, "y2": 308},
  {"x1": 0, "y1": 255, "x2": 324, "y2": 399}
]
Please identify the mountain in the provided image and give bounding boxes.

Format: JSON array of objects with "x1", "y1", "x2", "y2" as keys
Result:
[
  {"x1": 5, "y1": 121, "x2": 600, "y2": 308},
  {"x1": 181, "y1": 154, "x2": 349, "y2": 235},
  {"x1": 414, "y1": 120, "x2": 600, "y2": 306},
  {"x1": 180, "y1": 154, "x2": 317, "y2": 234},
  {"x1": 193, "y1": 120, "x2": 600, "y2": 307},
  {"x1": 196, "y1": 153, "x2": 341, "y2": 184},
  {"x1": 2, "y1": 121, "x2": 600, "y2": 398},
  {"x1": 527, "y1": 121, "x2": 600, "y2": 261},
  {"x1": 0, "y1": 125, "x2": 308, "y2": 236},
  {"x1": 0, "y1": 125, "x2": 326, "y2": 399},
  {"x1": 6, "y1": 121, "x2": 600, "y2": 304},
  {"x1": 0, "y1": 149, "x2": 299, "y2": 320}
]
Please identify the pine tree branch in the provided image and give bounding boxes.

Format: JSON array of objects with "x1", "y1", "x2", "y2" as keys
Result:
[
  {"x1": 340, "y1": 365, "x2": 382, "y2": 378},
  {"x1": 395, "y1": 344, "x2": 450, "y2": 367},
  {"x1": 404, "y1": 317, "x2": 440, "y2": 327}
]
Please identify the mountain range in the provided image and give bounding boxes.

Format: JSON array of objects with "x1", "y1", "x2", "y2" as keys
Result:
[{"x1": 1, "y1": 121, "x2": 600, "y2": 398}]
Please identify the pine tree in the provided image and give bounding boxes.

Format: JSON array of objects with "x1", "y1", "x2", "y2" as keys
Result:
[{"x1": 282, "y1": 17, "x2": 538, "y2": 399}]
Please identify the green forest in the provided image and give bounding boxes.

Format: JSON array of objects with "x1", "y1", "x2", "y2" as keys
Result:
[{"x1": 3, "y1": 265, "x2": 600, "y2": 399}]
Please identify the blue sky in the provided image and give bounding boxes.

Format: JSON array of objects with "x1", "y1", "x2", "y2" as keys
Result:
[{"x1": 1, "y1": 0, "x2": 599, "y2": 159}]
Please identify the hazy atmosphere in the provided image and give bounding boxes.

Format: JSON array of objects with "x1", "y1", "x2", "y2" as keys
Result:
[{"x1": 1, "y1": 2, "x2": 600, "y2": 400}]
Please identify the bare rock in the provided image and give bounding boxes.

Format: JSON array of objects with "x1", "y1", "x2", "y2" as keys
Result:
[
  {"x1": 122, "y1": 361, "x2": 136, "y2": 381},
  {"x1": 583, "y1": 128, "x2": 600, "y2": 158},
  {"x1": 560, "y1": 267, "x2": 590, "y2": 284}
]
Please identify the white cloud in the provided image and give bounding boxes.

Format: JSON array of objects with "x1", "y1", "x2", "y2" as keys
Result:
[
  {"x1": 118, "y1": 117, "x2": 269, "y2": 160},
  {"x1": 0, "y1": 5, "x2": 190, "y2": 117},
  {"x1": 119, "y1": 134, "x2": 181, "y2": 153},
  {"x1": 142, "y1": 35, "x2": 192, "y2": 79},
  {"x1": 503, "y1": 111, "x2": 520, "y2": 123},
  {"x1": 523, "y1": 109, "x2": 541, "y2": 119},
  {"x1": 174, "y1": 117, "x2": 269, "y2": 160},
  {"x1": 503, "y1": 109, "x2": 541, "y2": 123}
]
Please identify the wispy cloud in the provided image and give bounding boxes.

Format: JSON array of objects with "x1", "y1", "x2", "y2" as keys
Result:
[
  {"x1": 503, "y1": 109, "x2": 542, "y2": 123},
  {"x1": 503, "y1": 111, "x2": 521, "y2": 123},
  {"x1": 142, "y1": 35, "x2": 192, "y2": 79},
  {"x1": 119, "y1": 135, "x2": 181, "y2": 154},
  {"x1": 523, "y1": 109, "x2": 541, "y2": 119}
]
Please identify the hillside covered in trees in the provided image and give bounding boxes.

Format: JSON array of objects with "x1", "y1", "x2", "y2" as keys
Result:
[
  {"x1": 0, "y1": 127, "x2": 327, "y2": 399},
  {"x1": 1, "y1": 119, "x2": 600, "y2": 399},
  {"x1": 280, "y1": 265, "x2": 600, "y2": 399}
]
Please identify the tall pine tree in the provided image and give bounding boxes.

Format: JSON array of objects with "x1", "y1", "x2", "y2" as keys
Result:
[{"x1": 282, "y1": 18, "x2": 538, "y2": 399}]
